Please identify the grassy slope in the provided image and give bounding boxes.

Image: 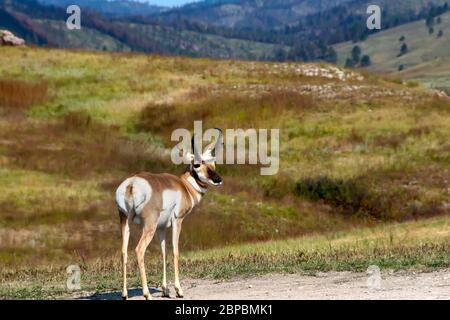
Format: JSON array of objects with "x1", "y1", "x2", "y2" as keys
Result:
[
  {"x1": 0, "y1": 15, "x2": 285, "y2": 60},
  {"x1": 335, "y1": 11, "x2": 450, "y2": 88},
  {"x1": 33, "y1": 20, "x2": 132, "y2": 52},
  {"x1": 118, "y1": 22, "x2": 285, "y2": 60},
  {"x1": 35, "y1": 18, "x2": 286, "y2": 60},
  {"x1": 157, "y1": 0, "x2": 450, "y2": 29},
  {"x1": 0, "y1": 47, "x2": 449, "y2": 298}
]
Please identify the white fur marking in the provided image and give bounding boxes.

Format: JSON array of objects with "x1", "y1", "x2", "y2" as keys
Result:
[
  {"x1": 157, "y1": 190, "x2": 186, "y2": 229},
  {"x1": 187, "y1": 176, "x2": 207, "y2": 194},
  {"x1": 115, "y1": 177, "x2": 152, "y2": 219},
  {"x1": 131, "y1": 178, "x2": 152, "y2": 215},
  {"x1": 115, "y1": 178, "x2": 133, "y2": 214}
]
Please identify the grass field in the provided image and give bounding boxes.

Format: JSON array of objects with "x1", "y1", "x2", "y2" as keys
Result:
[{"x1": 0, "y1": 46, "x2": 449, "y2": 299}]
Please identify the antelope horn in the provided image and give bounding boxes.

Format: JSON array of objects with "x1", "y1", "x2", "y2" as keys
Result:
[
  {"x1": 191, "y1": 133, "x2": 202, "y2": 163},
  {"x1": 211, "y1": 128, "x2": 223, "y2": 157}
]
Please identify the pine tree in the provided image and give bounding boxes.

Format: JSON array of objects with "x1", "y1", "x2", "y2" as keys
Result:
[
  {"x1": 351, "y1": 45, "x2": 361, "y2": 63},
  {"x1": 399, "y1": 43, "x2": 408, "y2": 56},
  {"x1": 345, "y1": 58, "x2": 355, "y2": 68},
  {"x1": 325, "y1": 47, "x2": 337, "y2": 64},
  {"x1": 360, "y1": 55, "x2": 371, "y2": 67}
]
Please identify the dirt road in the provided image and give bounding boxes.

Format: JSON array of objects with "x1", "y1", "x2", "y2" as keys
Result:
[{"x1": 81, "y1": 269, "x2": 450, "y2": 300}]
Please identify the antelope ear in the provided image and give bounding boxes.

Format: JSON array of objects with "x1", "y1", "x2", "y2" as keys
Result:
[
  {"x1": 202, "y1": 154, "x2": 216, "y2": 163},
  {"x1": 183, "y1": 151, "x2": 195, "y2": 163},
  {"x1": 175, "y1": 144, "x2": 195, "y2": 164}
]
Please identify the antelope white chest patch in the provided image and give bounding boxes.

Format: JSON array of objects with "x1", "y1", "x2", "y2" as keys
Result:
[
  {"x1": 157, "y1": 190, "x2": 182, "y2": 224},
  {"x1": 161, "y1": 190, "x2": 181, "y2": 211},
  {"x1": 187, "y1": 176, "x2": 205, "y2": 203}
]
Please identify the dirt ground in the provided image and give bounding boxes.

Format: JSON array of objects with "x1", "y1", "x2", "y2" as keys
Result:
[{"x1": 80, "y1": 269, "x2": 450, "y2": 300}]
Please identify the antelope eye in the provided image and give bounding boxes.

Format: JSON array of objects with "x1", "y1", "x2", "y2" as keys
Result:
[{"x1": 193, "y1": 164, "x2": 201, "y2": 169}]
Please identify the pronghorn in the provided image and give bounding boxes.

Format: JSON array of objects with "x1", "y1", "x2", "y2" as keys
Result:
[{"x1": 115, "y1": 130, "x2": 223, "y2": 300}]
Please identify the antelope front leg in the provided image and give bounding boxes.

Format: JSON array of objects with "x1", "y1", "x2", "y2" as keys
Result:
[
  {"x1": 172, "y1": 218, "x2": 184, "y2": 298},
  {"x1": 157, "y1": 228, "x2": 170, "y2": 297}
]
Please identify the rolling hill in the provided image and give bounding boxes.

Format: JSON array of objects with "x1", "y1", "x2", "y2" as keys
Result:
[
  {"x1": 335, "y1": 11, "x2": 450, "y2": 89},
  {"x1": 0, "y1": 0, "x2": 285, "y2": 59},
  {"x1": 37, "y1": 0, "x2": 167, "y2": 17},
  {"x1": 1, "y1": 0, "x2": 449, "y2": 65},
  {"x1": 157, "y1": 0, "x2": 355, "y2": 29},
  {"x1": 155, "y1": 0, "x2": 449, "y2": 30},
  {"x1": 155, "y1": 0, "x2": 448, "y2": 32},
  {"x1": 2, "y1": 0, "x2": 450, "y2": 82},
  {"x1": 33, "y1": 19, "x2": 132, "y2": 51}
]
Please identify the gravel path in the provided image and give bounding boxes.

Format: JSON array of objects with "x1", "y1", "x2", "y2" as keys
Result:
[{"x1": 81, "y1": 269, "x2": 450, "y2": 300}]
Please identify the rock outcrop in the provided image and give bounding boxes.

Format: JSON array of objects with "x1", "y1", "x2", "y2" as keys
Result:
[{"x1": 0, "y1": 30, "x2": 25, "y2": 47}]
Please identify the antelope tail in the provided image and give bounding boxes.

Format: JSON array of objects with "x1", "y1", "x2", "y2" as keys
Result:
[{"x1": 125, "y1": 184, "x2": 141, "y2": 224}]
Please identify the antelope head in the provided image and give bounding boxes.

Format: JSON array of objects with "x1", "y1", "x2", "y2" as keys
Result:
[{"x1": 183, "y1": 129, "x2": 223, "y2": 186}]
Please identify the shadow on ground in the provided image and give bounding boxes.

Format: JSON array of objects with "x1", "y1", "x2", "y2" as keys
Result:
[{"x1": 79, "y1": 287, "x2": 166, "y2": 300}]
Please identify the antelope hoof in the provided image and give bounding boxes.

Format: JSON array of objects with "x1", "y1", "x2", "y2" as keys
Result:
[
  {"x1": 175, "y1": 287, "x2": 184, "y2": 298},
  {"x1": 122, "y1": 295, "x2": 128, "y2": 300},
  {"x1": 162, "y1": 286, "x2": 171, "y2": 298},
  {"x1": 143, "y1": 293, "x2": 152, "y2": 300},
  {"x1": 143, "y1": 289, "x2": 152, "y2": 300}
]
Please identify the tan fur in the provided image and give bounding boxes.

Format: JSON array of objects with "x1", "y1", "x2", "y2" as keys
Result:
[
  {"x1": 119, "y1": 129, "x2": 222, "y2": 300},
  {"x1": 119, "y1": 168, "x2": 218, "y2": 300}
]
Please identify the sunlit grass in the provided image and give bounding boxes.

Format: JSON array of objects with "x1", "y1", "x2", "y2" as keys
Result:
[
  {"x1": 187, "y1": 215, "x2": 450, "y2": 260},
  {"x1": 0, "y1": 168, "x2": 108, "y2": 218}
]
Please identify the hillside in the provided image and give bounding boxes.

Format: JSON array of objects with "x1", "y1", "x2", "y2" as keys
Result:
[
  {"x1": 335, "y1": 11, "x2": 450, "y2": 89},
  {"x1": 37, "y1": 0, "x2": 167, "y2": 17},
  {"x1": 0, "y1": 46, "x2": 449, "y2": 298},
  {"x1": 33, "y1": 19, "x2": 132, "y2": 51},
  {"x1": 1, "y1": 0, "x2": 449, "y2": 63},
  {"x1": 157, "y1": 0, "x2": 449, "y2": 29},
  {"x1": 158, "y1": 0, "x2": 354, "y2": 29},
  {"x1": 0, "y1": 0, "x2": 286, "y2": 59},
  {"x1": 29, "y1": 18, "x2": 282, "y2": 58}
]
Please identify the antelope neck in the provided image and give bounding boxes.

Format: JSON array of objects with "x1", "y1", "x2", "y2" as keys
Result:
[{"x1": 186, "y1": 171, "x2": 208, "y2": 195}]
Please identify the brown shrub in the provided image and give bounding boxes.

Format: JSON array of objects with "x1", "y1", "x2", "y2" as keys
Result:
[
  {"x1": 188, "y1": 86, "x2": 210, "y2": 100},
  {"x1": 0, "y1": 79, "x2": 48, "y2": 109},
  {"x1": 371, "y1": 125, "x2": 432, "y2": 150},
  {"x1": 346, "y1": 128, "x2": 364, "y2": 144},
  {"x1": 3, "y1": 111, "x2": 171, "y2": 177},
  {"x1": 372, "y1": 133, "x2": 406, "y2": 149},
  {"x1": 137, "y1": 90, "x2": 315, "y2": 143},
  {"x1": 408, "y1": 126, "x2": 431, "y2": 136},
  {"x1": 295, "y1": 176, "x2": 387, "y2": 219},
  {"x1": 426, "y1": 96, "x2": 450, "y2": 111}
]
